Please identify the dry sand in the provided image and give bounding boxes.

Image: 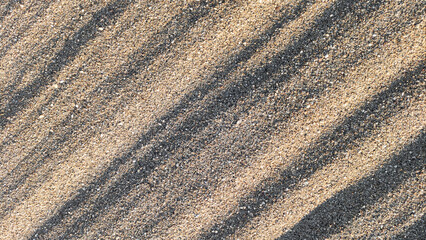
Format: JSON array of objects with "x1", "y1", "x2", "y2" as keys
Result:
[{"x1": 0, "y1": 0, "x2": 425, "y2": 239}]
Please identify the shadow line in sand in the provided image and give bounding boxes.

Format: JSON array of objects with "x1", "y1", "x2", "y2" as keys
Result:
[
  {"x1": 0, "y1": 2, "x2": 53, "y2": 61},
  {"x1": 200, "y1": 60, "x2": 424, "y2": 239},
  {"x1": 28, "y1": 0, "x2": 394, "y2": 238},
  {"x1": 278, "y1": 131, "x2": 425, "y2": 239},
  {"x1": 0, "y1": 0, "x2": 132, "y2": 129},
  {"x1": 0, "y1": 0, "x2": 21, "y2": 23},
  {"x1": 27, "y1": 1, "x2": 319, "y2": 237},
  {"x1": 391, "y1": 215, "x2": 426, "y2": 240},
  {"x1": 0, "y1": 0, "x2": 228, "y2": 219},
  {"x1": 200, "y1": 0, "x2": 390, "y2": 237}
]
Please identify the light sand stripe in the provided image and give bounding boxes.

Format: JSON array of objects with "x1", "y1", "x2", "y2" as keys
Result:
[
  {"x1": 126, "y1": 2, "x2": 426, "y2": 237},
  {"x1": 0, "y1": 0, "x2": 198, "y2": 177},
  {"x1": 161, "y1": 22, "x2": 424, "y2": 239},
  {"x1": 0, "y1": 0, "x2": 424, "y2": 239},
  {"x1": 0, "y1": 0, "x2": 244, "y2": 172},
  {"x1": 0, "y1": 1, "x2": 308, "y2": 238},
  {"x1": 78, "y1": 1, "x2": 318, "y2": 235},
  {"x1": 0, "y1": 0, "x2": 113, "y2": 90},
  {"x1": 98, "y1": 2, "x2": 425, "y2": 237},
  {"x1": 0, "y1": 1, "x2": 50, "y2": 55},
  {"x1": 329, "y1": 172, "x2": 425, "y2": 239},
  {"x1": 22, "y1": 0, "x2": 312, "y2": 237},
  {"x1": 233, "y1": 95, "x2": 425, "y2": 239}
]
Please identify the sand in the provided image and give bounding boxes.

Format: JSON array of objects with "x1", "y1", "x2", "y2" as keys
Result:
[{"x1": 0, "y1": 0, "x2": 425, "y2": 239}]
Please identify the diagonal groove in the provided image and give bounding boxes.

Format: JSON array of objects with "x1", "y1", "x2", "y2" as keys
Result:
[
  {"x1": 74, "y1": 1, "x2": 322, "y2": 234},
  {"x1": 1, "y1": 0, "x2": 423, "y2": 239},
  {"x1": 28, "y1": 1, "x2": 318, "y2": 237},
  {"x1": 201, "y1": 61, "x2": 425, "y2": 239},
  {"x1": 0, "y1": 0, "x2": 133, "y2": 129},
  {"x1": 0, "y1": 0, "x2": 229, "y2": 220},
  {"x1": 0, "y1": 0, "x2": 21, "y2": 23},
  {"x1": 28, "y1": 0, "x2": 391, "y2": 237},
  {"x1": 391, "y1": 214, "x2": 426, "y2": 240},
  {"x1": 0, "y1": 2, "x2": 52, "y2": 61},
  {"x1": 279, "y1": 131, "x2": 425, "y2": 239}
]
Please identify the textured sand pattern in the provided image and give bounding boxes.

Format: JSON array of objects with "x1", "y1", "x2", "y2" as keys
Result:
[{"x1": 0, "y1": 0, "x2": 425, "y2": 239}]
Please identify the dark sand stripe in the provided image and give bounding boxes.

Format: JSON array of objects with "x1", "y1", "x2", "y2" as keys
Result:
[
  {"x1": 0, "y1": 0, "x2": 424, "y2": 239},
  {"x1": 0, "y1": 0, "x2": 132, "y2": 129},
  {"x1": 279, "y1": 131, "x2": 425, "y2": 239},
  {"x1": 201, "y1": 61, "x2": 425, "y2": 239},
  {"x1": 0, "y1": 0, "x2": 232, "y2": 221}
]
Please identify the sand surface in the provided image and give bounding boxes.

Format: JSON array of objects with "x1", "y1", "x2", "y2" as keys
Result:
[{"x1": 0, "y1": 0, "x2": 425, "y2": 239}]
